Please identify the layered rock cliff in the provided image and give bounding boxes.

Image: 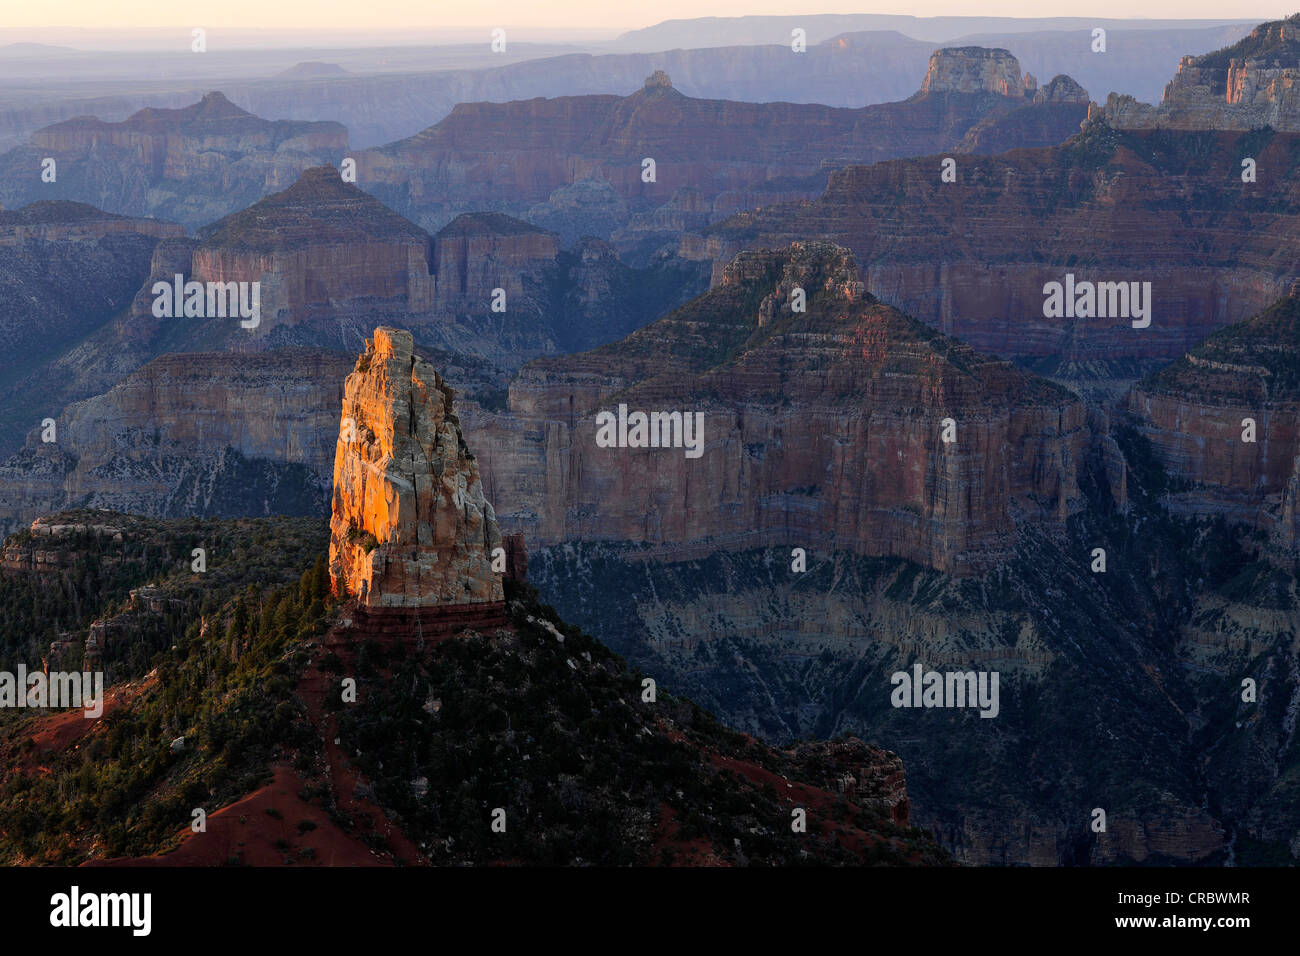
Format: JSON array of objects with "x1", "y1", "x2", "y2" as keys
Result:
[
  {"x1": 1125, "y1": 290, "x2": 1300, "y2": 550},
  {"x1": 102, "y1": 169, "x2": 702, "y2": 370},
  {"x1": 0, "y1": 200, "x2": 182, "y2": 245},
  {"x1": 0, "y1": 201, "x2": 180, "y2": 454},
  {"x1": 468, "y1": 241, "x2": 1089, "y2": 576},
  {"x1": 329, "y1": 327, "x2": 503, "y2": 608},
  {"x1": 0, "y1": 92, "x2": 348, "y2": 229},
  {"x1": 693, "y1": 121, "x2": 1300, "y2": 394},
  {"x1": 194, "y1": 165, "x2": 435, "y2": 326},
  {"x1": 1100, "y1": 15, "x2": 1300, "y2": 130},
  {"x1": 0, "y1": 349, "x2": 353, "y2": 535},
  {"x1": 431, "y1": 212, "x2": 560, "y2": 311}
]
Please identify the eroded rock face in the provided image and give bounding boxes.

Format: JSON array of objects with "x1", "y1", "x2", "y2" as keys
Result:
[
  {"x1": 195, "y1": 165, "x2": 435, "y2": 326},
  {"x1": 468, "y1": 242, "x2": 1089, "y2": 577},
  {"x1": 0, "y1": 201, "x2": 182, "y2": 245},
  {"x1": 1034, "y1": 74, "x2": 1090, "y2": 105},
  {"x1": 1126, "y1": 292, "x2": 1300, "y2": 552},
  {"x1": 1103, "y1": 15, "x2": 1300, "y2": 130},
  {"x1": 0, "y1": 348, "x2": 351, "y2": 534},
  {"x1": 329, "y1": 327, "x2": 502, "y2": 607},
  {"x1": 920, "y1": 47, "x2": 1024, "y2": 96}
]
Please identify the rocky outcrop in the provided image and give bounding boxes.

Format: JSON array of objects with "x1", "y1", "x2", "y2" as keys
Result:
[
  {"x1": 786, "y1": 739, "x2": 911, "y2": 826},
  {"x1": 0, "y1": 505, "x2": 949, "y2": 866},
  {"x1": 329, "y1": 327, "x2": 503, "y2": 608},
  {"x1": 920, "y1": 47, "x2": 1025, "y2": 96},
  {"x1": 0, "y1": 93, "x2": 348, "y2": 230},
  {"x1": 1102, "y1": 15, "x2": 1300, "y2": 130},
  {"x1": 468, "y1": 242, "x2": 1088, "y2": 577},
  {"x1": 1034, "y1": 74, "x2": 1091, "y2": 105}
]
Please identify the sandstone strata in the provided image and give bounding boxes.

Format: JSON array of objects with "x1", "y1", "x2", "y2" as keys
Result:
[
  {"x1": 431, "y1": 213, "x2": 560, "y2": 309},
  {"x1": 0, "y1": 201, "x2": 183, "y2": 245},
  {"x1": 196, "y1": 165, "x2": 435, "y2": 325},
  {"x1": 329, "y1": 327, "x2": 503, "y2": 607},
  {"x1": 111, "y1": 169, "x2": 692, "y2": 371}
]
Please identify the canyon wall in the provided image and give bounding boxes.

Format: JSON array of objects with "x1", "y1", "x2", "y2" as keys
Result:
[
  {"x1": 466, "y1": 242, "x2": 1090, "y2": 576},
  {"x1": 690, "y1": 124, "x2": 1300, "y2": 393},
  {"x1": 431, "y1": 213, "x2": 561, "y2": 308},
  {"x1": 1125, "y1": 291, "x2": 1300, "y2": 551},
  {"x1": 0, "y1": 349, "x2": 352, "y2": 534}
]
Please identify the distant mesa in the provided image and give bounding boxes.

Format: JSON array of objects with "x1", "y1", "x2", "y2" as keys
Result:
[
  {"x1": 0, "y1": 42, "x2": 81, "y2": 56},
  {"x1": 0, "y1": 92, "x2": 348, "y2": 230},
  {"x1": 278, "y1": 61, "x2": 352, "y2": 78},
  {"x1": 920, "y1": 47, "x2": 1024, "y2": 97},
  {"x1": 198, "y1": 165, "x2": 426, "y2": 253},
  {"x1": 0, "y1": 200, "x2": 182, "y2": 244},
  {"x1": 184, "y1": 168, "x2": 565, "y2": 324},
  {"x1": 188, "y1": 165, "x2": 434, "y2": 320},
  {"x1": 357, "y1": 50, "x2": 1090, "y2": 246},
  {"x1": 44, "y1": 91, "x2": 260, "y2": 132},
  {"x1": 919, "y1": 47, "x2": 1089, "y2": 104}
]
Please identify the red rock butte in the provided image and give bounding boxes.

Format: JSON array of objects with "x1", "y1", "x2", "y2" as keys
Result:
[{"x1": 329, "y1": 327, "x2": 505, "y2": 625}]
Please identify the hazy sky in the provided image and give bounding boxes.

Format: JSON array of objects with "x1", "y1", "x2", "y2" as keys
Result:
[{"x1": 6, "y1": 1, "x2": 1293, "y2": 31}]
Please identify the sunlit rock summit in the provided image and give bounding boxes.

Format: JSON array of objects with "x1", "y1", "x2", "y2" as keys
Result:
[{"x1": 329, "y1": 327, "x2": 503, "y2": 608}]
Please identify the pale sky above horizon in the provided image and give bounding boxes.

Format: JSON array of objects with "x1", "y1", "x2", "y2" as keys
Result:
[{"x1": 4, "y1": 1, "x2": 1294, "y2": 32}]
